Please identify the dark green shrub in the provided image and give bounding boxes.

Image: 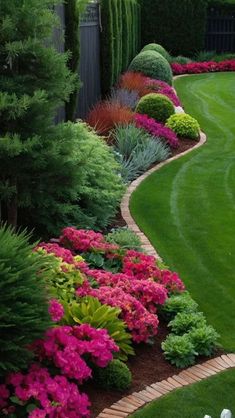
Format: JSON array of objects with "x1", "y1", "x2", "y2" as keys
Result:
[
  {"x1": 93, "y1": 359, "x2": 132, "y2": 391},
  {"x1": 106, "y1": 227, "x2": 143, "y2": 251},
  {"x1": 141, "y1": 43, "x2": 171, "y2": 62},
  {"x1": 162, "y1": 334, "x2": 197, "y2": 368},
  {"x1": 0, "y1": 225, "x2": 51, "y2": 375},
  {"x1": 24, "y1": 122, "x2": 124, "y2": 235},
  {"x1": 168, "y1": 312, "x2": 207, "y2": 335},
  {"x1": 160, "y1": 292, "x2": 198, "y2": 320},
  {"x1": 166, "y1": 114, "x2": 200, "y2": 140},
  {"x1": 129, "y1": 51, "x2": 173, "y2": 85},
  {"x1": 136, "y1": 93, "x2": 175, "y2": 123},
  {"x1": 188, "y1": 325, "x2": 220, "y2": 356},
  {"x1": 140, "y1": 0, "x2": 208, "y2": 56}
]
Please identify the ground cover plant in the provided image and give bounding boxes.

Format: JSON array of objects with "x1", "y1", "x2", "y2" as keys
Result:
[
  {"x1": 130, "y1": 72, "x2": 235, "y2": 351},
  {"x1": 130, "y1": 369, "x2": 235, "y2": 418}
]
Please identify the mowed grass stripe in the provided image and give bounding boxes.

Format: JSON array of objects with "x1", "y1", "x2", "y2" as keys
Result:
[{"x1": 130, "y1": 73, "x2": 235, "y2": 351}]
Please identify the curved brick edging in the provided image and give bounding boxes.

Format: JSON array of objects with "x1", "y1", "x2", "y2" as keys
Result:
[
  {"x1": 120, "y1": 131, "x2": 207, "y2": 261},
  {"x1": 97, "y1": 354, "x2": 235, "y2": 417}
]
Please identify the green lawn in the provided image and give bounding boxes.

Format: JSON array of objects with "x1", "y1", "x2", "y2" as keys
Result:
[
  {"x1": 131, "y1": 369, "x2": 235, "y2": 418},
  {"x1": 130, "y1": 72, "x2": 235, "y2": 351}
]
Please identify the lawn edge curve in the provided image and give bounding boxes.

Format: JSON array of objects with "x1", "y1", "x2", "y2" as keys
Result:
[
  {"x1": 120, "y1": 131, "x2": 206, "y2": 261},
  {"x1": 97, "y1": 354, "x2": 235, "y2": 417}
]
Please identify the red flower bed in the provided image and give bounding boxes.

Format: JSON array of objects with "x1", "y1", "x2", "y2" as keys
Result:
[{"x1": 171, "y1": 60, "x2": 235, "y2": 75}]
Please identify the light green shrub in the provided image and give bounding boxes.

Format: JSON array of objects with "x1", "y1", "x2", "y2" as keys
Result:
[
  {"x1": 168, "y1": 312, "x2": 207, "y2": 335},
  {"x1": 188, "y1": 325, "x2": 220, "y2": 356},
  {"x1": 162, "y1": 334, "x2": 197, "y2": 368},
  {"x1": 160, "y1": 292, "x2": 198, "y2": 320},
  {"x1": 141, "y1": 43, "x2": 171, "y2": 62},
  {"x1": 106, "y1": 227, "x2": 143, "y2": 251},
  {"x1": 128, "y1": 51, "x2": 173, "y2": 85},
  {"x1": 136, "y1": 93, "x2": 175, "y2": 123},
  {"x1": 166, "y1": 113, "x2": 200, "y2": 140},
  {"x1": 93, "y1": 359, "x2": 132, "y2": 391}
]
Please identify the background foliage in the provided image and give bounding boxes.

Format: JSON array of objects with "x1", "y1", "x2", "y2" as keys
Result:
[{"x1": 140, "y1": 0, "x2": 208, "y2": 56}]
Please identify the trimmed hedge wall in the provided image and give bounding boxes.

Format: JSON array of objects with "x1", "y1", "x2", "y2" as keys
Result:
[
  {"x1": 140, "y1": 0, "x2": 208, "y2": 57},
  {"x1": 100, "y1": 0, "x2": 141, "y2": 94}
]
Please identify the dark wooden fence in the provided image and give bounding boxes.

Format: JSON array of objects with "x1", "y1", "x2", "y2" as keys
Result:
[
  {"x1": 54, "y1": 2, "x2": 101, "y2": 121},
  {"x1": 205, "y1": 9, "x2": 235, "y2": 52}
]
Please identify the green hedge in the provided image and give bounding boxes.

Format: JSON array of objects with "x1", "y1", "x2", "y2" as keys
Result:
[
  {"x1": 140, "y1": 0, "x2": 208, "y2": 57},
  {"x1": 100, "y1": 0, "x2": 141, "y2": 94}
]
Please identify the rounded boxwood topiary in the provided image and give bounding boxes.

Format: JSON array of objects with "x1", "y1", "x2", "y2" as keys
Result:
[
  {"x1": 166, "y1": 113, "x2": 200, "y2": 140},
  {"x1": 136, "y1": 93, "x2": 175, "y2": 123},
  {"x1": 171, "y1": 56, "x2": 192, "y2": 64},
  {"x1": 141, "y1": 43, "x2": 171, "y2": 62},
  {"x1": 128, "y1": 51, "x2": 173, "y2": 85},
  {"x1": 93, "y1": 359, "x2": 132, "y2": 391}
]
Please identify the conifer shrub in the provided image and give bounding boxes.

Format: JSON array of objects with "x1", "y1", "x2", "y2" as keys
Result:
[
  {"x1": 129, "y1": 51, "x2": 173, "y2": 85},
  {"x1": 25, "y1": 122, "x2": 125, "y2": 234},
  {"x1": 141, "y1": 43, "x2": 171, "y2": 62},
  {"x1": 136, "y1": 93, "x2": 175, "y2": 123},
  {"x1": 0, "y1": 225, "x2": 51, "y2": 376},
  {"x1": 166, "y1": 113, "x2": 200, "y2": 140},
  {"x1": 93, "y1": 359, "x2": 132, "y2": 391}
]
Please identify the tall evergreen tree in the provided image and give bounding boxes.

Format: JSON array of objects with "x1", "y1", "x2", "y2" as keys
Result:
[{"x1": 0, "y1": 0, "x2": 77, "y2": 228}]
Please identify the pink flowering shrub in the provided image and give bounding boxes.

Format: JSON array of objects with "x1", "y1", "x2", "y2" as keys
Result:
[
  {"x1": 48, "y1": 299, "x2": 64, "y2": 322},
  {"x1": 143, "y1": 79, "x2": 181, "y2": 106},
  {"x1": 33, "y1": 324, "x2": 119, "y2": 383},
  {"x1": 134, "y1": 114, "x2": 179, "y2": 148},
  {"x1": 171, "y1": 59, "x2": 235, "y2": 75},
  {"x1": 83, "y1": 286, "x2": 159, "y2": 343},
  {"x1": 3, "y1": 364, "x2": 90, "y2": 417},
  {"x1": 59, "y1": 227, "x2": 119, "y2": 254},
  {"x1": 38, "y1": 242, "x2": 76, "y2": 264}
]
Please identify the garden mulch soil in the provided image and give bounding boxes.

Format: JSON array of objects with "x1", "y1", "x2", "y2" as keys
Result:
[{"x1": 84, "y1": 320, "x2": 223, "y2": 417}]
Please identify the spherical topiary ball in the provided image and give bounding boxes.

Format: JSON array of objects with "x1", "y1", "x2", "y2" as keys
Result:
[
  {"x1": 93, "y1": 360, "x2": 132, "y2": 391},
  {"x1": 141, "y1": 43, "x2": 171, "y2": 62},
  {"x1": 128, "y1": 51, "x2": 173, "y2": 85},
  {"x1": 136, "y1": 93, "x2": 175, "y2": 123},
  {"x1": 166, "y1": 113, "x2": 200, "y2": 140}
]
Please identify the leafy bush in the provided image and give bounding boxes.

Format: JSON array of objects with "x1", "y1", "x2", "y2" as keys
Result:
[
  {"x1": 93, "y1": 359, "x2": 132, "y2": 391},
  {"x1": 141, "y1": 43, "x2": 171, "y2": 62},
  {"x1": 168, "y1": 312, "x2": 207, "y2": 335},
  {"x1": 171, "y1": 56, "x2": 192, "y2": 64},
  {"x1": 166, "y1": 113, "x2": 200, "y2": 140},
  {"x1": 160, "y1": 292, "x2": 198, "y2": 320},
  {"x1": 188, "y1": 325, "x2": 220, "y2": 356},
  {"x1": 106, "y1": 227, "x2": 143, "y2": 251},
  {"x1": 142, "y1": 79, "x2": 181, "y2": 106},
  {"x1": 129, "y1": 51, "x2": 173, "y2": 85},
  {"x1": 113, "y1": 124, "x2": 170, "y2": 182},
  {"x1": 0, "y1": 225, "x2": 51, "y2": 375},
  {"x1": 134, "y1": 114, "x2": 179, "y2": 148},
  {"x1": 62, "y1": 296, "x2": 134, "y2": 360},
  {"x1": 86, "y1": 101, "x2": 134, "y2": 135},
  {"x1": 136, "y1": 93, "x2": 175, "y2": 123},
  {"x1": 162, "y1": 334, "x2": 197, "y2": 368},
  {"x1": 171, "y1": 60, "x2": 235, "y2": 76},
  {"x1": 110, "y1": 88, "x2": 139, "y2": 110}
]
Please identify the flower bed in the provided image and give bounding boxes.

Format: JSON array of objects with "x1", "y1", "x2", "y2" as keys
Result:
[{"x1": 171, "y1": 60, "x2": 235, "y2": 75}]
